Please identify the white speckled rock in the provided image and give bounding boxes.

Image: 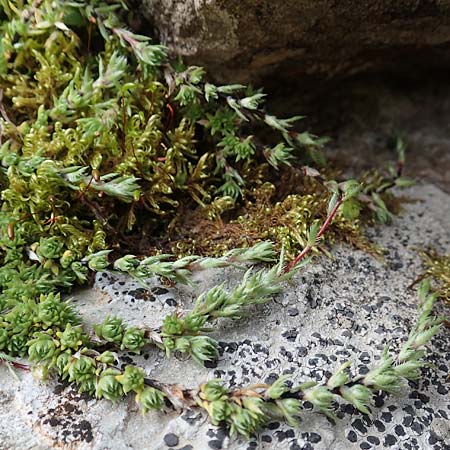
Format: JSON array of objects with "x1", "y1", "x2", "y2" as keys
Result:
[{"x1": 1, "y1": 183, "x2": 449, "y2": 450}]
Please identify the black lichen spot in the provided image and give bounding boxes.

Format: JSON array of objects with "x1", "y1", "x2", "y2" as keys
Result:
[
  {"x1": 163, "y1": 433, "x2": 179, "y2": 447},
  {"x1": 77, "y1": 420, "x2": 93, "y2": 443},
  {"x1": 367, "y1": 436, "x2": 380, "y2": 445},
  {"x1": 308, "y1": 432, "x2": 321, "y2": 443},
  {"x1": 128, "y1": 288, "x2": 155, "y2": 301},
  {"x1": 165, "y1": 298, "x2": 177, "y2": 306},
  {"x1": 347, "y1": 430, "x2": 358, "y2": 443},
  {"x1": 152, "y1": 287, "x2": 169, "y2": 295},
  {"x1": 352, "y1": 418, "x2": 368, "y2": 434},
  {"x1": 384, "y1": 434, "x2": 397, "y2": 447},
  {"x1": 282, "y1": 329, "x2": 298, "y2": 342}
]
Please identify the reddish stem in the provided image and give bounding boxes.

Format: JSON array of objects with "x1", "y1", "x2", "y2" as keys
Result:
[{"x1": 285, "y1": 195, "x2": 343, "y2": 273}]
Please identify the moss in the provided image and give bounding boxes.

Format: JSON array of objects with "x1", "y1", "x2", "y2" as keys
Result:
[
  {"x1": 419, "y1": 249, "x2": 450, "y2": 304},
  {"x1": 0, "y1": 0, "x2": 409, "y2": 313}
]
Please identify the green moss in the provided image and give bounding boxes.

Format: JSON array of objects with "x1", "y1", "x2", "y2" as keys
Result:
[{"x1": 419, "y1": 249, "x2": 450, "y2": 304}]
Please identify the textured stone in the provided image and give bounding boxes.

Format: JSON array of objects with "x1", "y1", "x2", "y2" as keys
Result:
[
  {"x1": 137, "y1": 0, "x2": 450, "y2": 83},
  {"x1": 0, "y1": 183, "x2": 449, "y2": 449}
]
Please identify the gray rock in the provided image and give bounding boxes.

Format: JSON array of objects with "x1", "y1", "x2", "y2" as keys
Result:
[
  {"x1": 138, "y1": 0, "x2": 450, "y2": 83},
  {"x1": 1, "y1": 183, "x2": 449, "y2": 449}
]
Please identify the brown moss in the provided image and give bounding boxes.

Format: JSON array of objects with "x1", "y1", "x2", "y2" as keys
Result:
[{"x1": 151, "y1": 166, "x2": 386, "y2": 259}]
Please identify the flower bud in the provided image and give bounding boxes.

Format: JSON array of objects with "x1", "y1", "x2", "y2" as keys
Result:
[
  {"x1": 137, "y1": 387, "x2": 165, "y2": 413},
  {"x1": 96, "y1": 368, "x2": 124, "y2": 403},
  {"x1": 303, "y1": 386, "x2": 335, "y2": 416},
  {"x1": 113, "y1": 255, "x2": 139, "y2": 272},
  {"x1": 7, "y1": 333, "x2": 28, "y2": 357},
  {"x1": 340, "y1": 385, "x2": 372, "y2": 414},
  {"x1": 0, "y1": 328, "x2": 8, "y2": 350},
  {"x1": 161, "y1": 314, "x2": 184, "y2": 336},
  {"x1": 200, "y1": 380, "x2": 227, "y2": 402},
  {"x1": 56, "y1": 324, "x2": 86, "y2": 350},
  {"x1": 85, "y1": 250, "x2": 112, "y2": 271},
  {"x1": 94, "y1": 316, "x2": 125, "y2": 343},
  {"x1": 327, "y1": 361, "x2": 351, "y2": 389},
  {"x1": 5, "y1": 303, "x2": 34, "y2": 334},
  {"x1": 183, "y1": 313, "x2": 208, "y2": 332},
  {"x1": 206, "y1": 399, "x2": 230, "y2": 425},
  {"x1": 189, "y1": 336, "x2": 218, "y2": 364},
  {"x1": 230, "y1": 408, "x2": 258, "y2": 438},
  {"x1": 68, "y1": 355, "x2": 96, "y2": 384},
  {"x1": 96, "y1": 351, "x2": 116, "y2": 365},
  {"x1": 115, "y1": 365, "x2": 145, "y2": 394},
  {"x1": 266, "y1": 375, "x2": 290, "y2": 399},
  {"x1": 56, "y1": 351, "x2": 71, "y2": 379},
  {"x1": 28, "y1": 333, "x2": 57, "y2": 362},
  {"x1": 60, "y1": 250, "x2": 75, "y2": 269},
  {"x1": 70, "y1": 261, "x2": 88, "y2": 282},
  {"x1": 277, "y1": 397, "x2": 302, "y2": 426},
  {"x1": 38, "y1": 236, "x2": 64, "y2": 259},
  {"x1": 121, "y1": 327, "x2": 147, "y2": 352},
  {"x1": 242, "y1": 397, "x2": 265, "y2": 419},
  {"x1": 394, "y1": 359, "x2": 424, "y2": 380},
  {"x1": 174, "y1": 336, "x2": 190, "y2": 353}
]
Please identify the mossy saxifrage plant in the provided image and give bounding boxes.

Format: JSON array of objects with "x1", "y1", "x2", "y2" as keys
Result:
[{"x1": 0, "y1": 0, "x2": 443, "y2": 440}]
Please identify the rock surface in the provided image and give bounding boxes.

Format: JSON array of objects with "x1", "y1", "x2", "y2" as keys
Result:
[
  {"x1": 138, "y1": 0, "x2": 450, "y2": 83},
  {"x1": 1, "y1": 182, "x2": 449, "y2": 450}
]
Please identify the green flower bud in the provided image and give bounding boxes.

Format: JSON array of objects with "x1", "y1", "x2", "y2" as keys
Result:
[
  {"x1": 367, "y1": 370, "x2": 401, "y2": 393},
  {"x1": 205, "y1": 399, "x2": 230, "y2": 425},
  {"x1": 183, "y1": 313, "x2": 208, "y2": 332},
  {"x1": 340, "y1": 385, "x2": 372, "y2": 415},
  {"x1": 94, "y1": 316, "x2": 125, "y2": 343},
  {"x1": 266, "y1": 375, "x2": 290, "y2": 399},
  {"x1": 115, "y1": 365, "x2": 145, "y2": 394},
  {"x1": 189, "y1": 336, "x2": 219, "y2": 364},
  {"x1": 78, "y1": 378, "x2": 96, "y2": 395},
  {"x1": 0, "y1": 328, "x2": 8, "y2": 350},
  {"x1": 56, "y1": 351, "x2": 72, "y2": 379},
  {"x1": 38, "y1": 236, "x2": 64, "y2": 259},
  {"x1": 121, "y1": 327, "x2": 147, "y2": 352},
  {"x1": 394, "y1": 359, "x2": 424, "y2": 380},
  {"x1": 363, "y1": 353, "x2": 402, "y2": 393},
  {"x1": 174, "y1": 336, "x2": 190, "y2": 353},
  {"x1": 200, "y1": 380, "x2": 227, "y2": 402},
  {"x1": 60, "y1": 250, "x2": 75, "y2": 269},
  {"x1": 68, "y1": 355, "x2": 96, "y2": 384},
  {"x1": 37, "y1": 293, "x2": 80, "y2": 328},
  {"x1": 5, "y1": 303, "x2": 34, "y2": 334},
  {"x1": 303, "y1": 386, "x2": 335, "y2": 417},
  {"x1": 85, "y1": 250, "x2": 112, "y2": 271},
  {"x1": 161, "y1": 314, "x2": 184, "y2": 336},
  {"x1": 327, "y1": 361, "x2": 351, "y2": 389},
  {"x1": 275, "y1": 397, "x2": 302, "y2": 426},
  {"x1": 113, "y1": 255, "x2": 139, "y2": 272},
  {"x1": 341, "y1": 179, "x2": 361, "y2": 200},
  {"x1": 96, "y1": 368, "x2": 124, "y2": 403},
  {"x1": 413, "y1": 325, "x2": 441, "y2": 348},
  {"x1": 56, "y1": 324, "x2": 86, "y2": 351},
  {"x1": 230, "y1": 407, "x2": 258, "y2": 438},
  {"x1": 242, "y1": 397, "x2": 265, "y2": 419},
  {"x1": 7, "y1": 333, "x2": 28, "y2": 357},
  {"x1": 70, "y1": 261, "x2": 88, "y2": 282},
  {"x1": 28, "y1": 333, "x2": 57, "y2": 362},
  {"x1": 137, "y1": 387, "x2": 165, "y2": 413},
  {"x1": 96, "y1": 351, "x2": 116, "y2": 365},
  {"x1": 162, "y1": 337, "x2": 175, "y2": 354}
]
